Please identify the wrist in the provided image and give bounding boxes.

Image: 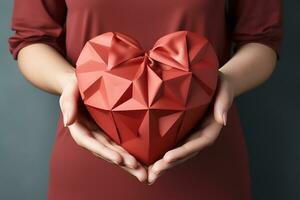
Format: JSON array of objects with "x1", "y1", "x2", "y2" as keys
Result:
[
  {"x1": 218, "y1": 71, "x2": 236, "y2": 100},
  {"x1": 56, "y1": 68, "x2": 76, "y2": 94},
  {"x1": 219, "y1": 66, "x2": 241, "y2": 98}
]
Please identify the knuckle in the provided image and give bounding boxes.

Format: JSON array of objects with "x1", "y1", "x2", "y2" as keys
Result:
[
  {"x1": 128, "y1": 155, "x2": 136, "y2": 162},
  {"x1": 163, "y1": 152, "x2": 174, "y2": 162}
]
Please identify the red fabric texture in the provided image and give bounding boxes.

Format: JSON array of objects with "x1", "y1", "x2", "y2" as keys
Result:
[{"x1": 8, "y1": 0, "x2": 283, "y2": 199}]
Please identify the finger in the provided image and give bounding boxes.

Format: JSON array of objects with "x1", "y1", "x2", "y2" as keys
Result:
[
  {"x1": 60, "y1": 81, "x2": 79, "y2": 126},
  {"x1": 91, "y1": 152, "x2": 120, "y2": 165},
  {"x1": 110, "y1": 143, "x2": 138, "y2": 169},
  {"x1": 148, "y1": 122, "x2": 222, "y2": 185},
  {"x1": 148, "y1": 151, "x2": 199, "y2": 185},
  {"x1": 213, "y1": 75, "x2": 233, "y2": 126},
  {"x1": 148, "y1": 159, "x2": 169, "y2": 184},
  {"x1": 90, "y1": 131, "x2": 111, "y2": 146},
  {"x1": 121, "y1": 164, "x2": 148, "y2": 183},
  {"x1": 213, "y1": 85, "x2": 231, "y2": 126},
  {"x1": 163, "y1": 143, "x2": 200, "y2": 163},
  {"x1": 164, "y1": 122, "x2": 222, "y2": 163},
  {"x1": 92, "y1": 132, "x2": 138, "y2": 169},
  {"x1": 148, "y1": 159, "x2": 177, "y2": 184},
  {"x1": 68, "y1": 122, "x2": 123, "y2": 164}
]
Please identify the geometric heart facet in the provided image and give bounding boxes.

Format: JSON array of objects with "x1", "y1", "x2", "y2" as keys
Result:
[{"x1": 76, "y1": 31, "x2": 219, "y2": 165}]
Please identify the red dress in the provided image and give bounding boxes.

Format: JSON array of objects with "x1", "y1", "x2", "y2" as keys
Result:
[{"x1": 9, "y1": 0, "x2": 283, "y2": 199}]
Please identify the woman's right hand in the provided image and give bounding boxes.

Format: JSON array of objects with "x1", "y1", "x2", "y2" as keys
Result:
[{"x1": 59, "y1": 73, "x2": 147, "y2": 182}]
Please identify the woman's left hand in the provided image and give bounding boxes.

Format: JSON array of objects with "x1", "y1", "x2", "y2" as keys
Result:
[{"x1": 147, "y1": 72, "x2": 235, "y2": 184}]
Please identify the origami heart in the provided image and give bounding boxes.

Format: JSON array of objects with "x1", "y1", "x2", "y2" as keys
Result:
[{"x1": 75, "y1": 31, "x2": 219, "y2": 165}]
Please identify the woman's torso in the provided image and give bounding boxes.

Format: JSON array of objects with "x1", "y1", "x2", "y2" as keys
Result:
[
  {"x1": 64, "y1": 0, "x2": 231, "y2": 66},
  {"x1": 49, "y1": 1, "x2": 252, "y2": 199}
]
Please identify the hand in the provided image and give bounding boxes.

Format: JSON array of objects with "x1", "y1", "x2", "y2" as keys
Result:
[
  {"x1": 59, "y1": 73, "x2": 147, "y2": 182},
  {"x1": 147, "y1": 72, "x2": 235, "y2": 184}
]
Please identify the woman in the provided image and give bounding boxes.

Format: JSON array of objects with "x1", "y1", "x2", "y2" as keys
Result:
[{"x1": 8, "y1": 0, "x2": 283, "y2": 199}]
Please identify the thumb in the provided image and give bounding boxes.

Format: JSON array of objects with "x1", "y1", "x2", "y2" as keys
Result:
[
  {"x1": 213, "y1": 79, "x2": 233, "y2": 126},
  {"x1": 59, "y1": 79, "x2": 79, "y2": 126}
]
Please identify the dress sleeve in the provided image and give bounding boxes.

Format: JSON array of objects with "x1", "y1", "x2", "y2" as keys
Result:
[
  {"x1": 8, "y1": 0, "x2": 67, "y2": 60},
  {"x1": 228, "y1": 0, "x2": 283, "y2": 59}
]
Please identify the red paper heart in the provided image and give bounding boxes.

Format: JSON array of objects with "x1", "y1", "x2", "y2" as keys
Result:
[{"x1": 75, "y1": 31, "x2": 218, "y2": 165}]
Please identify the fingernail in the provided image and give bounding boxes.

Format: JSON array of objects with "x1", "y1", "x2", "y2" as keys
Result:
[
  {"x1": 148, "y1": 174, "x2": 155, "y2": 185},
  {"x1": 114, "y1": 160, "x2": 120, "y2": 165},
  {"x1": 148, "y1": 181, "x2": 154, "y2": 185},
  {"x1": 138, "y1": 174, "x2": 148, "y2": 183},
  {"x1": 112, "y1": 159, "x2": 121, "y2": 165},
  {"x1": 63, "y1": 112, "x2": 69, "y2": 127},
  {"x1": 222, "y1": 112, "x2": 227, "y2": 126}
]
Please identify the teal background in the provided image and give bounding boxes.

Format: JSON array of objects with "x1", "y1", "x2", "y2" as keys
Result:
[{"x1": 0, "y1": 1, "x2": 299, "y2": 199}]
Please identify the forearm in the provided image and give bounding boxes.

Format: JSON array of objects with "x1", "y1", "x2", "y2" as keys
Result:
[
  {"x1": 17, "y1": 43, "x2": 75, "y2": 95},
  {"x1": 17, "y1": 42, "x2": 277, "y2": 97},
  {"x1": 220, "y1": 43, "x2": 277, "y2": 97}
]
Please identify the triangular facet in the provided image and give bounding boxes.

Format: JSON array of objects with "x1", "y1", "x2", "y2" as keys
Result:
[
  {"x1": 76, "y1": 42, "x2": 107, "y2": 66},
  {"x1": 175, "y1": 106, "x2": 207, "y2": 142},
  {"x1": 157, "y1": 111, "x2": 183, "y2": 137},
  {"x1": 113, "y1": 110, "x2": 147, "y2": 143},
  {"x1": 147, "y1": 67, "x2": 163, "y2": 106},
  {"x1": 89, "y1": 41, "x2": 110, "y2": 65},
  {"x1": 102, "y1": 74, "x2": 132, "y2": 109},
  {"x1": 86, "y1": 107, "x2": 121, "y2": 144},
  {"x1": 84, "y1": 77, "x2": 109, "y2": 109},
  {"x1": 113, "y1": 98, "x2": 148, "y2": 111},
  {"x1": 107, "y1": 58, "x2": 143, "y2": 80},
  {"x1": 164, "y1": 73, "x2": 192, "y2": 105},
  {"x1": 186, "y1": 77, "x2": 212, "y2": 108}
]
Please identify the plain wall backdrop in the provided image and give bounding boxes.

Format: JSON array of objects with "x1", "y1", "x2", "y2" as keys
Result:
[{"x1": 0, "y1": 1, "x2": 299, "y2": 199}]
